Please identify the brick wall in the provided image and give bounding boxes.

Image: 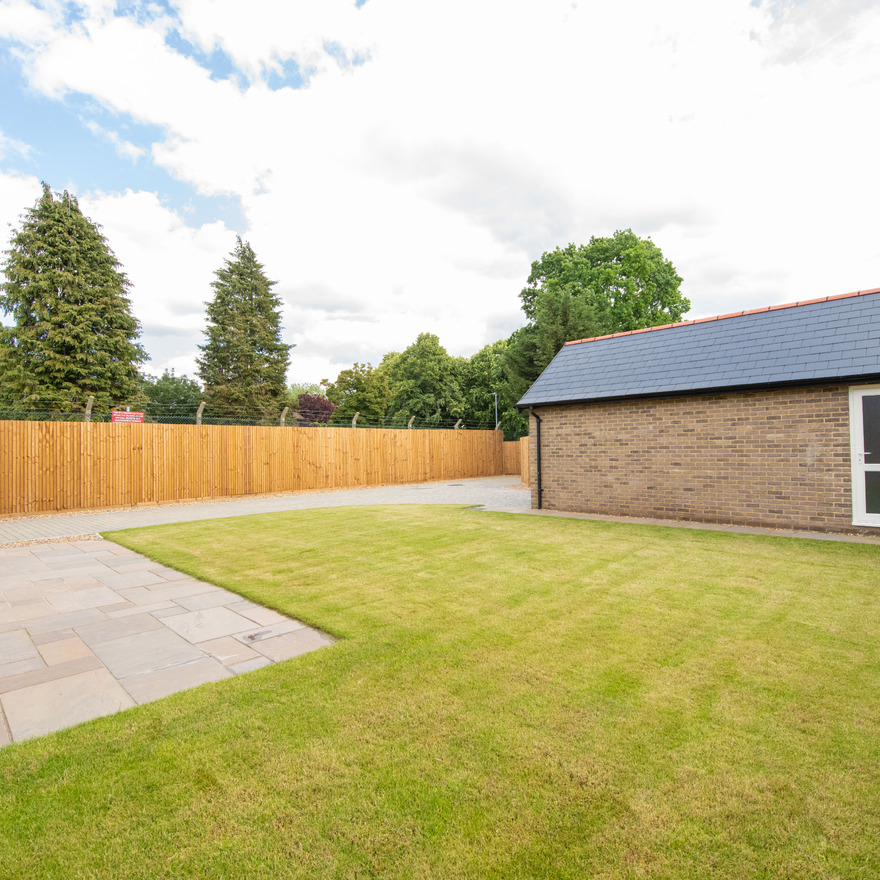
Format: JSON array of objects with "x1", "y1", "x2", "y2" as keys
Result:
[{"x1": 528, "y1": 384, "x2": 873, "y2": 533}]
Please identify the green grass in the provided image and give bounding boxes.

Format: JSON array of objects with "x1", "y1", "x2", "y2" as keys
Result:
[{"x1": 3, "y1": 506, "x2": 880, "y2": 878}]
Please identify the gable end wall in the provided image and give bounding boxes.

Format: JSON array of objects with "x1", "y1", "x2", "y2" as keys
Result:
[{"x1": 529, "y1": 384, "x2": 872, "y2": 533}]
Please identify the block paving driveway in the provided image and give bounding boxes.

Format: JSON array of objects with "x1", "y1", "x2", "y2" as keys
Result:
[{"x1": 0, "y1": 477, "x2": 530, "y2": 746}]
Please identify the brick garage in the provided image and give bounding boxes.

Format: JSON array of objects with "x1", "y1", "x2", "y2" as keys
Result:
[{"x1": 519, "y1": 289, "x2": 880, "y2": 534}]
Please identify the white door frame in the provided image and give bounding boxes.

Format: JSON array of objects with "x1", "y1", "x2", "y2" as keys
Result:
[{"x1": 849, "y1": 385, "x2": 880, "y2": 526}]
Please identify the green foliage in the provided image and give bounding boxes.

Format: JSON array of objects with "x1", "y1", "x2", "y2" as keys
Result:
[
  {"x1": 196, "y1": 239, "x2": 290, "y2": 418},
  {"x1": 0, "y1": 183, "x2": 147, "y2": 412},
  {"x1": 460, "y1": 339, "x2": 505, "y2": 426},
  {"x1": 385, "y1": 333, "x2": 464, "y2": 427},
  {"x1": 287, "y1": 381, "x2": 324, "y2": 400},
  {"x1": 323, "y1": 362, "x2": 391, "y2": 425},
  {"x1": 139, "y1": 370, "x2": 202, "y2": 418},
  {"x1": 507, "y1": 229, "x2": 689, "y2": 398},
  {"x1": 520, "y1": 229, "x2": 689, "y2": 330},
  {"x1": 501, "y1": 324, "x2": 540, "y2": 401},
  {"x1": 323, "y1": 336, "x2": 528, "y2": 437},
  {"x1": 314, "y1": 231, "x2": 682, "y2": 438},
  {"x1": 532, "y1": 279, "x2": 598, "y2": 366},
  {"x1": 457, "y1": 338, "x2": 522, "y2": 438}
]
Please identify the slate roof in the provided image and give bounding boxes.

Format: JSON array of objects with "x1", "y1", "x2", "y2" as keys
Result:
[{"x1": 518, "y1": 288, "x2": 880, "y2": 408}]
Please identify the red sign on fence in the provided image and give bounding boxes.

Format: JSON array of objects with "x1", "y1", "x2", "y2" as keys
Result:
[{"x1": 111, "y1": 411, "x2": 145, "y2": 423}]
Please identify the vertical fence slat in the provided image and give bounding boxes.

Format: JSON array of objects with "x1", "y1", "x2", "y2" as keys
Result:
[{"x1": 0, "y1": 422, "x2": 525, "y2": 516}]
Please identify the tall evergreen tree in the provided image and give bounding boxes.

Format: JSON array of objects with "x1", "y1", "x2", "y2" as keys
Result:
[
  {"x1": 0, "y1": 183, "x2": 147, "y2": 412},
  {"x1": 196, "y1": 239, "x2": 291, "y2": 418}
]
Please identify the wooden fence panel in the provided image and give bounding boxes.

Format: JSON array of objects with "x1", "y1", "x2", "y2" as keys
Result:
[
  {"x1": 0, "y1": 422, "x2": 515, "y2": 516},
  {"x1": 502, "y1": 440, "x2": 520, "y2": 475}
]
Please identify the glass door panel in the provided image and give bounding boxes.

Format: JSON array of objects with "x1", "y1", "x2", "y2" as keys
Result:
[
  {"x1": 867, "y1": 472, "x2": 880, "y2": 516},
  {"x1": 850, "y1": 387, "x2": 880, "y2": 525}
]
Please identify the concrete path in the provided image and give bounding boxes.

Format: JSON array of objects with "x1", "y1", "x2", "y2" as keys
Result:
[
  {"x1": 0, "y1": 476, "x2": 531, "y2": 544},
  {"x1": 0, "y1": 477, "x2": 529, "y2": 745}
]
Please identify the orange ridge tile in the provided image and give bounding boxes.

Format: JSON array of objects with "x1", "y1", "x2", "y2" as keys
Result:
[{"x1": 563, "y1": 287, "x2": 880, "y2": 347}]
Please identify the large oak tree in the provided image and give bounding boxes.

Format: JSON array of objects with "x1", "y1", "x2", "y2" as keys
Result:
[{"x1": 506, "y1": 229, "x2": 689, "y2": 396}]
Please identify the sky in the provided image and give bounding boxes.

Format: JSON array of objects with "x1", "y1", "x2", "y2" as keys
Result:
[{"x1": 1, "y1": 0, "x2": 879, "y2": 387}]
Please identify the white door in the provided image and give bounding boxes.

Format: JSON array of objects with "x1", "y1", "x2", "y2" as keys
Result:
[{"x1": 850, "y1": 386, "x2": 880, "y2": 526}]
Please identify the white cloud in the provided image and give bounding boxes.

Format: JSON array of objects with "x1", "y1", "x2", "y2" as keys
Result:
[
  {"x1": 0, "y1": 131, "x2": 33, "y2": 162},
  {"x1": 76, "y1": 188, "x2": 235, "y2": 377},
  {"x1": 84, "y1": 121, "x2": 146, "y2": 161},
  {"x1": 2, "y1": 0, "x2": 879, "y2": 382},
  {"x1": 175, "y1": 0, "x2": 373, "y2": 82},
  {"x1": 0, "y1": 170, "x2": 42, "y2": 259},
  {"x1": 0, "y1": 0, "x2": 59, "y2": 46}
]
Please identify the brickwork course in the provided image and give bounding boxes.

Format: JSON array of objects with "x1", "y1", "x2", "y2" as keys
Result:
[
  {"x1": 529, "y1": 385, "x2": 859, "y2": 531},
  {"x1": 520, "y1": 288, "x2": 880, "y2": 534}
]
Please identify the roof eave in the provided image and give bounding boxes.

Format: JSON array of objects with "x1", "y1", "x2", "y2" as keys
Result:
[{"x1": 516, "y1": 372, "x2": 880, "y2": 410}]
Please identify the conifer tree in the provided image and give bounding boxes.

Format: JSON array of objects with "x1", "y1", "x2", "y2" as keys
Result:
[
  {"x1": 196, "y1": 239, "x2": 290, "y2": 418},
  {"x1": 0, "y1": 183, "x2": 147, "y2": 412}
]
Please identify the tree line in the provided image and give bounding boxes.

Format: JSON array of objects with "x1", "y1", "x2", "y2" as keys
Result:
[
  {"x1": 0, "y1": 183, "x2": 690, "y2": 436},
  {"x1": 0, "y1": 185, "x2": 291, "y2": 423},
  {"x1": 322, "y1": 230, "x2": 690, "y2": 437}
]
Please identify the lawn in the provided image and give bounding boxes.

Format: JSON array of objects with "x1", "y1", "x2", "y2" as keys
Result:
[{"x1": 2, "y1": 506, "x2": 880, "y2": 878}]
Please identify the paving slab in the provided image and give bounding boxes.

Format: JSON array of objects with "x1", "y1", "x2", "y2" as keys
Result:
[
  {"x1": 36, "y1": 635, "x2": 95, "y2": 666},
  {"x1": 76, "y1": 612, "x2": 165, "y2": 647},
  {"x1": 0, "y1": 657, "x2": 46, "y2": 679},
  {"x1": 89, "y1": 628, "x2": 210, "y2": 679},
  {"x1": 234, "y1": 605, "x2": 290, "y2": 626},
  {"x1": 0, "y1": 538, "x2": 336, "y2": 745},
  {"x1": 119, "y1": 657, "x2": 231, "y2": 703},
  {"x1": 3, "y1": 668, "x2": 136, "y2": 741},
  {"x1": 0, "y1": 600, "x2": 56, "y2": 625},
  {"x1": 229, "y1": 656, "x2": 273, "y2": 674},
  {"x1": 0, "y1": 629, "x2": 40, "y2": 664},
  {"x1": 47, "y1": 586, "x2": 124, "y2": 614},
  {"x1": 253, "y1": 628, "x2": 336, "y2": 661},
  {"x1": 22, "y1": 608, "x2": 108, "y2": 636},
  {"x1": 233, "y1": 619, "x2": 306, "y2": 645},
  {"x1": 0, "y1": 655, "x2": 104, "y2": 695},
  {"x1": 95, "y1": 569, "x2": 172, "y2": 590},
  {"x1": 117, "y1": 581, "x2": 218, "y2": 606},
  {"x1": 200, "y1": 635, "x2": 263, "y2": 666},
  {"x1": 175, "y1": 589, "x2": 244, "y2": 612},
  {"x1": 162, "y1": 606, "x2": 257, "y2": 643},
  {"x1": 0, "y1": 478, "x2": 530, "y2": 745}
]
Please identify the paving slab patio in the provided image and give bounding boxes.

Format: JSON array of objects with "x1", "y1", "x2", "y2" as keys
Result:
[
  {"x1": 0, "y1": 539, "x2": 335, "y2": 745},
  {"x1": 1, "y1": 473, "x2": 878, "y2": 745}
]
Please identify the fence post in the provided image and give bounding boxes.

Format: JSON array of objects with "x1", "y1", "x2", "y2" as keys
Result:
[
  {"x1": 84, "y1": 396, "x2": 94, "y2": 423},
  {"x1": 280, "y1": 406, "x2": 288, "y2": 427},
  {"x1": 196, "y1": 401, "x2": 205, "y2": 425}
]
